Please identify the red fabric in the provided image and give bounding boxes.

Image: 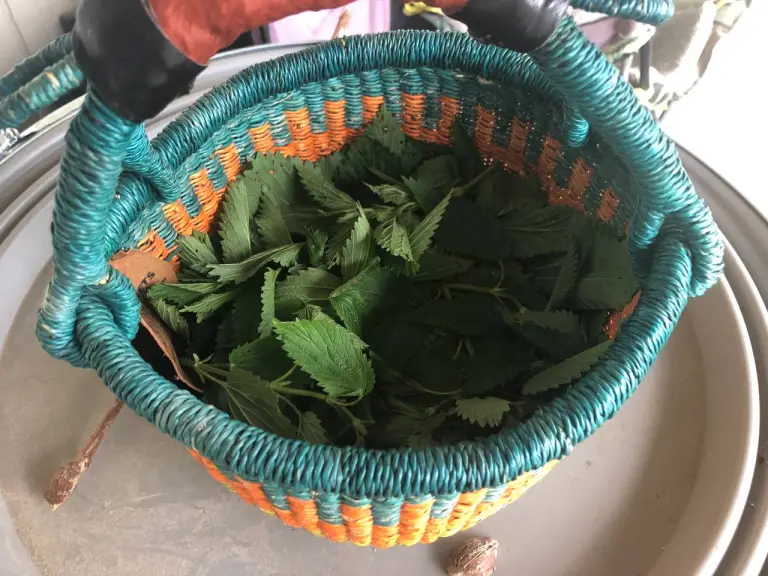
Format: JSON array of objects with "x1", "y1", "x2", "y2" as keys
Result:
[{"x1": 147, "y1": 0, "x2": 468, "y2": 65}]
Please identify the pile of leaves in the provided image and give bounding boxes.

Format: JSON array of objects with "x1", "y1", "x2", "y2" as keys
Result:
[{"x1": 145, "y1": 108, "x2": 638, "y2": 448}]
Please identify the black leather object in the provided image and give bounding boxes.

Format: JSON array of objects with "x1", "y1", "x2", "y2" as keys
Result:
[
  {"x1": 451, "y1": 0, "x2": 569, "y2": 52},
  {"x1": 73, "y1": 0, "x2": 204, "y2": 123}
]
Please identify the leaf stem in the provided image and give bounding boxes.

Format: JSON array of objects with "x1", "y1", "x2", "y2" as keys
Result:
[
  {"x1": 368, "y1": 167, "x2": 401, "y2": 186},
  {"x1": 453, "y1": 163, "x2": 498, "y2": 197}
]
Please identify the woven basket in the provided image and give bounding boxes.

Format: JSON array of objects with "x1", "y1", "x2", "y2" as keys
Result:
[{"x1": 7, "y1": 2, "x2": 723, "y2": 549}]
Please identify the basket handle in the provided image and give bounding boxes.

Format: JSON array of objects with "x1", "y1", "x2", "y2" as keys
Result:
[{"x1": 0, "y1": 33, "x2": 83, "y2": 132}]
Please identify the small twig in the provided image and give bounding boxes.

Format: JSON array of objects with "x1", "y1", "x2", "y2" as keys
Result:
[
  {"x1": 45, "y1": 399, "x2": 123, "y2": 510},
  {"x1": 331, "y1": 8, "x2": 351, "y2": 40}
]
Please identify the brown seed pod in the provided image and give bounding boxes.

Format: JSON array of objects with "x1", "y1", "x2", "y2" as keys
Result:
[{"x1": 447, "y1": 537, "x2": 499, "y2": 576}]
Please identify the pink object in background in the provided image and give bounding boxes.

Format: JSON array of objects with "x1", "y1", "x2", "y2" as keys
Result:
[{"x1": 267, "y1": 0, "x2": 391, "y2": 43}]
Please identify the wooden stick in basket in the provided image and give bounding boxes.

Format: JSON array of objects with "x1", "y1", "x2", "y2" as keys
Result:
[
  {"x1": 44, "y1": 398, "x2": 124, "y2": 510},
  {"x1": 331, "y1": 8, "x2": 351, "y2": 40}
]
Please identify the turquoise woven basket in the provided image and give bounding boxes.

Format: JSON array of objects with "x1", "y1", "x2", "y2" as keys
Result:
[{"x1": 1, "y1": 0, "x2": 724, "y2": 547}]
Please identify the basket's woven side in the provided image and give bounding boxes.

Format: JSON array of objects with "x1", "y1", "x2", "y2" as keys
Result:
[
  {"x1": 0, "y1": 33, "x2": 83, "y2": 130},
  {"x1": 107, "y1": 67, "x2": 626, "y2": 265},
  {"x1": 190, "y1": 450, "x2": 556, "y2": 548}
]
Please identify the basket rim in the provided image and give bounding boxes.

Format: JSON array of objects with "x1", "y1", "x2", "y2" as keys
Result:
[{"x1": 80, "y1": 31, "x2": 694, "y2": 499}]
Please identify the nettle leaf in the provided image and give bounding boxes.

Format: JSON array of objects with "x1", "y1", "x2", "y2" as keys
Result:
[
  {"x1": 259, "y1": 268, "x2": 279, "y2": 339},
  {"x1": 177, "y1": 231, "x2": 219, "y2": 274},
  {"x1": 341, "y1": 207, "x2": 374, "y2": 282},
  {"x1": 455, "y1": 397, "x2": 511, "y2": 428},
  {"x1": 523, "y1": 340, "x2": 612, "y2": 395},
  {"x1": 374, "y1": 216, "x2": 414, "y2": 262},
  {"x1": 413, "y1": 250, "x2": 473, "y2": 282},
  {"x1": 330, "y1": 261, "x2": 393, "y2": 335},
  {"x1": 298, "y1": 162, "x2": 358, "y2": 213},
  {"x1": 548, "y1": 241, "x2": 579, "y2": 309},
  {"x1": 367, "y1": 183, "x2": 411, "y2": 206},
  {"x1": 181, "y1": 291, "x2": 237, "y2": 323},
  {"x1": 273, "y1": 317, "x2": 375, "y2": 397},
  {"x1": 208, "y1": 243, "x2": 303, "y2": 284},
  {"x1": 148, "y1": 282, "x2": 219, "y2": 307},
  {"x1": 231, "y1": 291, "x2": 262, "y2": 346},
  {"x1": 275, "y1": 267, "x2": 341, "y2": 303},
  {"x1": 325, "y1": 220, "x2": 357, "y2": 267},
  {"x1": 256, "y1": 193, "x2": 293, "y2": 249},
  {"x1": 408, "y1": 191, "x2": 452, "y2": 262},
  {"x1": 305, "y1": 226, "x2": 328, "y2": 268},
  {"x1": 499, "y1": 204, "x2": 572, "y2": 258},
  {"x1": 412, "y1": 294, "x2": 504, "y2": 336},
  {"x1": 340, "y1": 136, "x2": 402, "y2": 184},
  {"x1": 404, "y1": 155, "x2": 458, "y2": 212},
  {"x1": 245, "y1": 153, "x2": 300, "y2": 206},
  {"x1": 219, "y1": 178, "x2": 254, "y2": 263},
  {"x1": 434, "y1": 197, "x2": 511, "y2": 261},
  {"x1": 452, "y1": 123, "x2": 484, "y2": 181},
  {"x1": 229, "y1": 336, "x2": 294, "y2": 381},
  {"x1": 570, "y1": 227, "x2": 638, "y2": 310},
  {"x1": 365, "y1": 106, "x2": 406, "y2": 157},
  {"x1": 502, "y1": 309, "x2": 587, "y2": 359},
  {"x1": 299, "y1": 411, "x2": 329, "y2": 444},
  {"x1": 149, "y1": 299, "x2": 189, "y2": 340},
  {"x1": 548, "y1": 216, "x2": 594, "y2": 309},
  {"x1": 463, "y1": 336, "x2": 532, "y2": 395},
  {"x1": 225, "y1": 367, "x2": 297, "y2": 438},
  {"x1": 384, "y1": 413, "x2": 447, "y2": 448},
  {"x1": 215, "y1": 309, "x2": 236, "y2": 360}
]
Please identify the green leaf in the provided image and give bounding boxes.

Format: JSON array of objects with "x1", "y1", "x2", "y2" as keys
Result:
[
  {"x1": 298, "y1": 162, "x2": 358, "y2": 213},
  {"x1": 367, "y1": 183, "x2": 411, "y2": 206},
  {"x1": 570, "y1": 227, "x2": 638, "y2": 310},
  {"x1": 455, "y1": 397, "x2": 511, "y2": 428},
  {"x1": 275, "y1": 267, "x2": 341, "y2": 304},
  {"x1": 404, "y1": 155, "x2": 458, "y2": 211},
  {"x1": 245, "y1": 153, "x2": 300, "y2": 206},
  {"x1": 259, "y1": 268, "x2": 279, "y2": 339},
  {"x1": 273, "y1": 317, "x2": 375, "y2": 397},
  {"x1": 181, "y1": 291, "x2": 237, "y2": 323},
  {"x1": 256, "y1": 193, "x2": 293, "y2": 249},
  {"x1": 305, "y1": 226, "x2": 328, "y2": 268},
  {"x1": 219, "y1": 178, "x2": 254, "y2": 263},
  {"x1": 225, "y1": 367, "x2": 297, "y2": 438},
  {"x1": 523, "y1": 340, "x2": 612, "y2": 395},
  {"x1": 149, "y1": 299, "x2": 189, "y2": 340},
  {"x1": 341, "y1": 207, "x2": 374, "y2": 282},
  {"x1": 408, "y1": 191, "x2": 452, "y2": 262},
  {"x1": 499, "y1": 204, "x2": 572, "y2": 258},
  {"x1": 452, "y1": 123, "x2": 483, "y2": 181},
  {"x1": 299, "y1": 411, "x2": 329, "y2": 444},
  {"x1": 374, "y1": 216, "x2": 414, "y2": 262},
  {"x1": 339, "y1": 136, "x2": 401, "y2": 184},
  {"x1": 434, "y1": 197, "x2": 511, "y2": 261},
  {"x1": 243, "y1": 176, "x2": 263, "y2": 216},
  {"x1": 147, "y1": 282, "x2": 219, "y2": 306},
  {"x1": 548, "y1": 242, "x2": 579, "y2": 309},
  {"x1": 229, "y1": 336, "x2": 294, "y2": 381},
  {"x1": 330, "y1": 262, "x2": 393, "y2": 335},
  {"x1": 412, "y1": 294, "x2": 504, "y2": 336},
  {"x1": 502, "y1": 309, "x2": 587, "y2": 358},
  {"x1": 548, "y1": 216, "x2": 594, "y2": 309},
  {"x1": 215, "y1": 309, "x2": 236, "y2": 360},
  {"x1": 384, "y1": 413, "x2": 447, "y2": 448},
  {"x1": 365, "y1": 106, "x2": 405, "y2": 158},
  {"x1": 325, "y1": 219, "x2": 357, "y2": 267},
  {"x1": 412, "y1": 251, "x2": 473, "y2": 282},
  {"x1": 463, "y1": 336, "x2": 532, "y2": 395},
  {"x1": 231, "y1": 291, "x2": 262, "y2": 346},
  {"x1": 208, "y1": 243, "x2": 303, "y2": 284},
  {"x1": 177, "y1": 231, "x2": 219, "y2": 274}
]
